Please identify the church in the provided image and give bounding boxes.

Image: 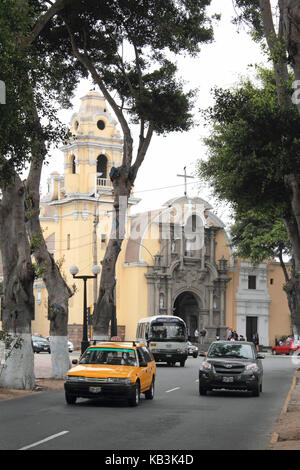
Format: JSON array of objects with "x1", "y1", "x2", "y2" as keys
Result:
[{"x1": 0, "y1": 91, "x2": 291, "y2": 349}]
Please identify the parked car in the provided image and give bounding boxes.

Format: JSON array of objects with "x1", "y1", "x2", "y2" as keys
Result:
[
  {"x1": 46, "y1": 336, "x2": 74, "y2": 353},
  {"x1": 272, "y1": 339, "x2": 300, "y2": 356},
  {"x1": 187, "y1": 341, "x2": 198, "y2": 358},
  {"x1": 64, "y1": 341, "x2": 156, "y2": 406},
  {"x1": 32, "y1": 336, "x2": 51, "y2": 354},
  {"x1": 199, "y1": 341, "x2": 264, "y2": 397}
]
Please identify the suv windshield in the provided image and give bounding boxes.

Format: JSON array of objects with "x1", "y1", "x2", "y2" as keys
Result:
[
  {"x1": 150, "y1": 321, "x2": 186, "y2": 342},
  {"x1": 207, "y1": 343, "x2": 255, "y2": 360},
  {"x1": 32, "y1": 336, "x2": 48, "y2": 343},
  {"x1": 79, "y1": 348, "x2": 137, "y2": 366}
]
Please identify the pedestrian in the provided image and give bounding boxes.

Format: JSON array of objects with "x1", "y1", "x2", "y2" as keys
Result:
[
  {"x1": 194, "y1": 328, "x2": 199, "y2": 342},
  {"x1": 239, "y1": 335, "x2": 245, "y2": 341},
  {"x1": 199, "y1": 327, "x2": 206, "y2": 344},
  {"x1": 252, "y1": 332, "x2": 259, "y2": 351}
]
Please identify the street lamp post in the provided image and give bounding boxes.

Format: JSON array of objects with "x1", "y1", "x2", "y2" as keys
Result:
[{"x1": 69, "y1": 265, "x2": 101, "y2": 355}]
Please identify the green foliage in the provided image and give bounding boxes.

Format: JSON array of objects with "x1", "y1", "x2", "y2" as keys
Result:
[
  {"x1": 0, "y1": 330, "x2": 23, "y2": 350},
  {"x1": 42, "y1": 0, "x2": 214, "y2": 137},
  {"x1": 32, "y1": 261, "x2": 47, "y2": 279},
  {"x1": 232, "y1": 0, "x2": 264, "y2": 41},
  {"x1": 30, "y1": 232, "x2": 44, "y2": 252},
  {"x1": 0, "y1": 0, "x2": 84, "y2": 184},
  {"x1": 198, "y1": 67, "x2": 300, "y2": 214},
  {"x1": 230, "y1": 207, "x2": 291, "y2": 264}
]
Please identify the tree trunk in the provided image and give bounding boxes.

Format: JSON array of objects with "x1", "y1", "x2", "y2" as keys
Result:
[
  {"x1": 259, "y1": 0, "x2": 300, "y2": 333},
  {"x1": 283, "y1": 214, "x2": 300, "y2": 335},
  {"x1": 0, "y1": 175, "x2": 35, "y2": 389},
  {"x1": 92, "y1": 170, "x2": 131, "y2": 339},
  {"x1": 25, "y1": 156, "x2": 73, "y2": 378}
]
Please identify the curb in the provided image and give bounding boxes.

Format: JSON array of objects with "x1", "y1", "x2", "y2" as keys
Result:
[{"x1": 269, "y1": 371, "x2": 298, "y2": 445}]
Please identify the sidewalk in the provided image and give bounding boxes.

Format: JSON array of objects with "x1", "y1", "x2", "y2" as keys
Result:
[
  {"x1": 34, "y1": 351, "x2": 79, "y2": 379},
  {"x1": 268, "y1": 368, "x2": 300, "y2": 450}
]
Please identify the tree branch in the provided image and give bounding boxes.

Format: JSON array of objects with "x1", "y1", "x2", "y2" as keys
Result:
[{"x1": 64, "y1": 21, "x2": 134, "y2": 167}]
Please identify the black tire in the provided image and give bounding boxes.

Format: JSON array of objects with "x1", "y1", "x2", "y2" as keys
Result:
[
  {"x1": 252, "y1": 382, "x2": 260, "y2": 397},
  {"x1": 145, "y1": 379, "x2": 155, "y2": 400},
  {"x1": 199, "y1": 383, "x2": 207, "y2": 396},
  {"x1": 260, "y1": 382, "x2": 263, "y2": 393},
  {"x1": 129, "y1": 382, "x2": 140, "y2": 407},
  {"x1": 193, "y1": 353, "x2": 197, "y2": 358},
  {"x1": 65, "y1": 392, "x2": 77, "y2": 405},
  {"x1": 180, "y1": 360, "x2": 185, "y2": 367},
  {"x1": 272, "y1": 349, "x2": 277, "y2": 355}
]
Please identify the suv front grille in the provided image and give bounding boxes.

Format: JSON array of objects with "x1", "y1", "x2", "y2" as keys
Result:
[{"x1": 214, "y1": 364, "x2": 245, "y2": 375}]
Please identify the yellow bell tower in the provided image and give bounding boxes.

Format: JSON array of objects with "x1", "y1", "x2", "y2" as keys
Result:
[{"x1": 62, "y1": 90, "x2": 123, "y2": 198}]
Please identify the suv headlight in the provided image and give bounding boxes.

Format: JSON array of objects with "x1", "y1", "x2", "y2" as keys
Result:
[
  {"x1": 246, "y1": 363, "x2": 259, "y2": 372},
  {"x1": 201, "y1": 361, "x2": 212, "y2": 370}
]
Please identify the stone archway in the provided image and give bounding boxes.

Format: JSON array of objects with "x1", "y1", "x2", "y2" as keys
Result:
[{"x1": 173, "y1": 291, "x2": 202, "y2": 341}]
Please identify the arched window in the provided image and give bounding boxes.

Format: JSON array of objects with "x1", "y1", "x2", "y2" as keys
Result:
[
  {"x1": 71, "y1": 155, "x2": 76, "y2": 174},
  {"x1": 184, "y1": 214, "x2": 204, "y2": 255},
  {"x1": 97, "y1": 154, "x2": 107, "y2": 178}
]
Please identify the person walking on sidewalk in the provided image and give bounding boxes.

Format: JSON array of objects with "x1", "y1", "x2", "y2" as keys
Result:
[
  {"x1": 200, "y1": 327, "x2": 207, "y2": 345},
  {"x1": 252, "y1": 332, "x2": 259, "y2": 352}
]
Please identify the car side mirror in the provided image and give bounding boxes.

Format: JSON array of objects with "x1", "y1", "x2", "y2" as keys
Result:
[
  {"x1": 139, "y1": 361, "x2": 147, "y2": 367},
  {"x1": 257, "y1": 353, "x2": 265, "y2": 359},
  {"x1": 72, "y1": 359, "x2": 78, "y2": 365},
  {"x1": 199, "y1": 351, "x2": 206, "y2": 357}
]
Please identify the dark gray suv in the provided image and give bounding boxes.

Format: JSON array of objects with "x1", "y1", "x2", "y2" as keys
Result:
[{"x1": 199, "y1": 341, "x2": 264, "y2": 397}]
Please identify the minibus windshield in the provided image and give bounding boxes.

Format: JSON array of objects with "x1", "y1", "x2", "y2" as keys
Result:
[{"x1": 149, "y1": 321, "x2": 186, "y2": 342}]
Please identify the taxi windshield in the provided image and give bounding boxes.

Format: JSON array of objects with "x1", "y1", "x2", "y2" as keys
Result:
[
  {"x1": 79, "y1": 348, "x2": 137, "y2": 366},
  {"x1": 207, "y1": 343, "x2": 255, "y2": 360}
]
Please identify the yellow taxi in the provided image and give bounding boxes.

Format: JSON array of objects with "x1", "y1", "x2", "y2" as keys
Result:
[{"x1": 64, "y1": 341, "x2": 156, "y2": 406}]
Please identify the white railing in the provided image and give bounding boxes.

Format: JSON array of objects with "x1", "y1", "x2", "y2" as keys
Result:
[{"x1": 96, "y1": 177, "x2": 112, "y2": 188}]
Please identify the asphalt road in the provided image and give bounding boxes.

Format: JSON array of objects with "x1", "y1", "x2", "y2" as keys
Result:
[{"x1": 0, "y1": 355, "x2": 296, "y2": 451}]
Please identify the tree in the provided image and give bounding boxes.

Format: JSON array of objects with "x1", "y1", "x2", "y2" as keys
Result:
[
  {"x1": 37, "y1": 0, "x2": 215, "y2": 338},
  {"x1": 230, "y1": 207, "x2": 298, "y2": 323},
  {"x1": 0, "y1": 0, "x2": 83, "y2": 386},
  {"x1": 231, "y1": 0, "x2": 300, "y2": 327},
  {"x1": 198, "y1": 67, "x2": 300, "y2": 333}
]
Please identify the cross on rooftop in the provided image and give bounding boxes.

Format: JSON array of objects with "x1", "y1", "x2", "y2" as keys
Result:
[{"x1": 177, "y1": 166, "x2": 194, "y2": 197}]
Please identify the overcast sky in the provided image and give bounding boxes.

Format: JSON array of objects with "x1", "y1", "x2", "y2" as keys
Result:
[{"x1": 42, "y1": 0, "x2": 268, "y2": 230}]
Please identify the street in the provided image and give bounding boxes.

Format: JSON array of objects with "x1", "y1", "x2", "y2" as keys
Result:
[{"x1": 0, "y1": 355, "x2": 296, "y2": 451}]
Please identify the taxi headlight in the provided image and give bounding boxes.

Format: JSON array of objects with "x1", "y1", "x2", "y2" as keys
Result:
[
  {"x1": 66, "y1": 376, "x2": 81, "y2": 382},
  {"x1": 107, "y1": 377, "x2": 132, "y2": 384},
  {"x1": 245, "y1": 363, "x2": 259, "y2": 372}
]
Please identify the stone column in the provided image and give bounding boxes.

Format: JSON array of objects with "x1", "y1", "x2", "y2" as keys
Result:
[
  {"x1": 220, "y1": 280, "x2": 226, "y2": 326},
  {"x1": 155, "y1": 279, "x2": 160, "y2": 315},
  {"x1": 167, "y1": 278, "x2": 172, "y2": 315},
  {"x1": 208, "y1": 285, "x2": 214, "y2": 326}
]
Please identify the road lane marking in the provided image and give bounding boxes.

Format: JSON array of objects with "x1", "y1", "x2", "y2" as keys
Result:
[
  {"x1": 19, "y1": 431, "x2": 69, "y2": 450},
  {"x1": 165, "y1": 387, "x2": 180, "y2": 393}
]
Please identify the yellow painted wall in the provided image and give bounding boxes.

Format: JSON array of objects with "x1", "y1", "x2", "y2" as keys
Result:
[{"x1": 268, "y1": 262, "x2": 292, "y2": 344}]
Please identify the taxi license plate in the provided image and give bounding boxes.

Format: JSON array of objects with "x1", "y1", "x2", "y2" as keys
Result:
[
  {"x1": 89, "y1": 386, "x2": 102, "y2": 393},
  {"x1": 223, "y1": 377, "x2": 234, "y2": 383}
]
